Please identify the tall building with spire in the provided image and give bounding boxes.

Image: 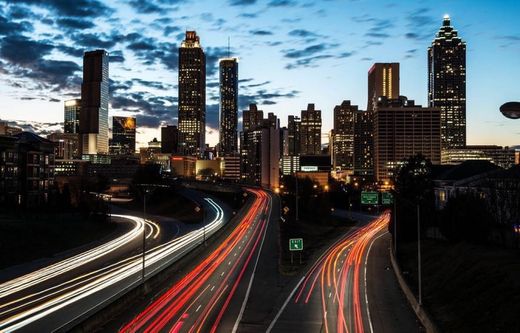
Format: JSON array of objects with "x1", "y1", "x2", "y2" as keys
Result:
[
  {"x1": 80, "y1": 50, "x2": 109, "y2": 155},
  {"x1": 218, "y1": 57, "x2": 238, "y2": 156},
  {"x1": 367, "y1": 63, "x2": 400, "y2": 113},
  {"x1": 428, "y1": 15, "x2": 466, "y2": 150},
  {"x1": 178, "y1": 31, "x2": 206, "y2": 156}
]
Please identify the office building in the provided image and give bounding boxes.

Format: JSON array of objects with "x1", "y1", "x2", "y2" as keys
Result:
[
  {"x1": 221, "y1": 155, "x2": 241, "y2": 181},
  {"x1": 287, "y1": 115, "x2": 301, "y2": 156},
  {"x1": 367, "y1": 63, "x2": 400, "y2": 112},
  {"x1": 353, "y1": 110, "x2": 373, "y2": 176},
  {"x1": 332, "y1": 101, "x2": 357, "y2": 172},
  {"x1": 178, "y1": 31, "x2": 206, "y2": 156},
  {"x1": 0, "y1": 132, "x2": 55, "y2": 208},
  {"x1": 47, "y1": 133, "x2": 81, "y2": 160},
  {"x1": 161, "y1": 125, "x2": 179, "y2": 154},
  {"x1": 110, "y1": 116, "x2": 136, "y2": 155},
  {"x1": 442, "y1": 145, "x2": 516, "y2": 169},
  {"x1": 373, "y1": 96, "x2": 441, "y2": 183},
  {"x1": 64, "y1": 99, "x2": 81, "y2": 134},
  {"x1": 241, "y1": 104, "x2": 280, "y2": 188},
  {"x1": 0, "y1": 121, "x2": 22, "y2": 136},
  {"x1": 80, "y1": 50, "x2": 109, "y2": 155},
  {"x1": 219, "y1": 57, "x2": 238, "y2": 156},
  {"x1": 428, "y1": 15, "x2": 466, "y2": 149},
  {"x1": 300, "y1": 104, "x2": 322, "y2": 155}
]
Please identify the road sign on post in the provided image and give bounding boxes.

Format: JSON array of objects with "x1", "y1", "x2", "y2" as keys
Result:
[
  {"x1": 289, "y1": 238, "x2": 303, "y2": 251},
  {"x1": 382, "y1": 192, "x2": 393, "y2": 205},
  {"x1": 361, "y1": 191, "x2": 379, "y2": 205}
]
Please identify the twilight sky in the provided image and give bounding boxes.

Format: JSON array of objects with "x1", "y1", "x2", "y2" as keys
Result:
[{"x1": 0, "y1": 0, "x2": 519, "y2": 148}]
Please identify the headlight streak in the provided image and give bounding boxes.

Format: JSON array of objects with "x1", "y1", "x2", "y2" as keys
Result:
[
  {"x1": 0, "y1": 199, "x2": 226, "y2": 332},
  {"x1": 290, "y1": 212, "x2": 390, "y2": 333},
  {"x1": 119, "y1": 189, "x2": 270, "y2": 333}
]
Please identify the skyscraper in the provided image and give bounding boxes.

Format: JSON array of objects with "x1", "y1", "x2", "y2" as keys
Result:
[
  {"x1": 428, "y1": 15, "x2": 466, "y2": 149},
  {"x1": 353, "y1": 110, "x2": 373, "y2": 176},
  {"x1": 367, "y1": 63, "x2": 400, "y2": 112},
  {"x1": 110, "y1": 116, "x2": 136, "y2": 155},
  {"x1": 332, "y1": 101, "x2": 357, "y2": 172},
  {"x1": 300, "y1": 103, "x2": 322, "y2": 155},
  {"x1": 161, "y1": 125, "x2": 179, "y2": 154},
  {"x1": 80, "y1": 50, "x2": 109, "y2": 155},
  {"x1": 178, "y1": 31, "x2": 206, "y2": 156},
  {"x1": 373, "y1": 96, "x2": 441, "y2": 183},
  {"x1": 287, "y1": 115, "x2": 301, "y2": 156},
  {"x1": 64, "y1": 99, "x2": 81, "y2": 134},
  {"x1": 218, "y1": 57, "x2": 238, "y2": 156}
]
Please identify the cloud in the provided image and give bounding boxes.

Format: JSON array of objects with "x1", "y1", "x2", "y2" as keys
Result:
[
  {"x1": 283, "y1": 44, "x2": 328, "y2": 58},
  {"x1": 0, "y1": 35, "x2": 53, "y2": 65},
  {"x1": 288, "y1": 29, "x2": 319, "y2": 38},
  {"x1": 285, "y1": 54, "x2": 333, "y2": 69},
  {"x1": 405, "y1": 8, "x2": 437, "y2": 41},
  {"x1": 109, "y1": 50, "x2": 125, "y2": 63},
  {"x1": 0, "y1": 14, "x2": 33, "y2": 36},
  {"x1": 56, "y1": 18, "x2": 95, "y2": 30},
  {"x1": 268, "y1": 0, "x2": 297, "y2": 7},
  {"x1": 249, "y1": 29, "x2": 273, "y2": 36},
  {"x1": 13, "y1": 0, "x2": 113, "y2": 18},
  {"x1": 72, "y1": 32, "x2": 117, "y2": 49},
  {"x1": 229, "y1": 0, "x2": 257, "y2": 6}
]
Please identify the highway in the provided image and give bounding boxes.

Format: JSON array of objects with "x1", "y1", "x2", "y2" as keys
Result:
[
  {"x1": 0, "y1": 194, "x2": 227, "y2": 333},
  {"x1": 119, "y1": 188, "x2": 272, "y2": 333},
  {"x1": 268, "y1": 212, "x2": 391, "y2": 333}
]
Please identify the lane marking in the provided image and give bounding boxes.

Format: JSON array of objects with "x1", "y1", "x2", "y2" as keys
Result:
[
  {"x1": 231, "y1": 192, "x2": 272, "y2": 333},
  {"x1": 211, "y1": 285, "x2": 215, "y2": 292},
  {"x1": 364, "y1": 231, "x2": 388, "y2": 333},
  {"x1": 196, "y1": 305, "x2": 201, "y2": 313}
]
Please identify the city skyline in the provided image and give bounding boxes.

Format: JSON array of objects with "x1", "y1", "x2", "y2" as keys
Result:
[{"x1": 0, "y1": 0, "x2": 519, "y2": 149}]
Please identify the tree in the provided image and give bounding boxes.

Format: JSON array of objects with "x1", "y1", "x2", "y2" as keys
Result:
[
  {"x1": 391, "y1": 154, "x2": 435, "y2": 242},
  {"x1": 198, "y1": 168, "x2": 216, "y2": 180},
  {"x1": 440, "y1": 192, "x2": 493, "y2": 243}
]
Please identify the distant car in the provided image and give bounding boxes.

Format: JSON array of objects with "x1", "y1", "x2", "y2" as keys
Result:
[{"x1": 500, "y1": 102, "x2": 520, "y2": 119}]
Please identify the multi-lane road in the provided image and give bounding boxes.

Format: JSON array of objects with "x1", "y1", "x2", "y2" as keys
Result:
[
  {"x1": 0, "y1": 193, "x2": 228, "y2": 332},
  {"x1": 267, "y1": 212, "x2": 395, "y2": 333},
  {"x1": 119, "y1": 188, "x2": 272, "y2": 333}
]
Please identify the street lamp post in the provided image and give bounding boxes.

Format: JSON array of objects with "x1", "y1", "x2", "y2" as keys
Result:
[
  {"x1": 142, "y1": 189, "x2": 148, "y2": 284},
  {"x1": 417, "y1": 204, "x2": 422, "y2": 305},
  {"x1": 295, "y1": 176, "x2": 299, "y2": 221}
]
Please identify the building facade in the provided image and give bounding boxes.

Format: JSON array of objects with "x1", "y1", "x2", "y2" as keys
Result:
[
  {"x1": 47, "y1": 133, "x2": 81, "y2": 160},
  {"x1": 80, "y1": 50, "x2": 109, "y2": 155},
  {"x1": 161, "y1": 125, "x2": 179, "y2": 154},
  {"x1": 367, "y1": 63, "x2": 400, "y2": 112},
  {"x1": 218, "y1": 57, "x2": 238, "y2": 156},
  {"x1": 178, "y1": 31, "x2": 206, "y2": 156},
  {"x1": 332, "y1": 100, "x2": 357, "y2": 172},
  {"x1": 353, "y1": 110, "x2": 374, "y2": 176},
  {"x1": 110, "y1": 116, "x2": 136, "y2": 155},
  {"x1": 0, "y1": 132, "x2": 55, "y2": 209},
  {"x1": 441, "y1": 145, "x2": 516, "y2": 169},
  {"x1": 64, "y1": 99, "x2": 81, "y2": 134},
  {"x1": 300, "y1": 104, "x2": 322, "y2": 155},
  {"x1": 373, "y1": 96, "x2": 441, "y2": 182},
  {"x1": 428, "y1": 15, "x2": 467, "y2": 150}
]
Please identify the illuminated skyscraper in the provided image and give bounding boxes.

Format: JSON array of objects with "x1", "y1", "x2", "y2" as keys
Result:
[
  {"x1": 287, "y1": 115, "x2": 301, "y2": 156},
  {"x1": 218, "y1": 57, "x2": 238, "y2": 155},
  {"x1": 64, "y1": 99, "x2": 81, "y2": 134},
  {"x1": 353, "y1": 110, "x2": 373, "y2": 176},
  {"x1": 110, "y1": 116, "x2": 136, "y2": 155},
  {"x1": 80, "y1": 50, "x2": 109, "y2": 155},
  {"x1": 332, "y1": 101, "x2": 357, "y2": 172},
  {"x1": 428, "y1": 15, "x2": 466, "y2": 149},
  {"x1": 300, "y1": 104, "x2": 321, "y2": 155},
  {"x1": 178, "y1": 31, "x2": 206, "y2": 156},
  {"x1": 367, "y1": 63, "x2": 400, "y2": 113}
]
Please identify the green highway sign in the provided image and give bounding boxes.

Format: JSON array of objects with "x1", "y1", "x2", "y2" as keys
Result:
[
  {"x1": 289, "y1": 238, "x2": 303, "y2": 251},
  {"x1": 361, "y1": 191, "x2": 379, "y2": 205},
  {"x1": 382, "y1": 192, "x2": 393, "y2": 205}
]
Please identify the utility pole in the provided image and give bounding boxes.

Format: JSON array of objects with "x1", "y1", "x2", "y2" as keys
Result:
[
  {"x1": 142, "y1": 189, "x2": 147, "y2": 284},
  {"x1": 393, "y1": 198, "x2": 397, "y2": 254},
  {"x1": 295, "y1": 176, "x2": 299, "y2": 221},
  {"x1": 417, "y1": 204, "x2": 422, "y2": 306}
]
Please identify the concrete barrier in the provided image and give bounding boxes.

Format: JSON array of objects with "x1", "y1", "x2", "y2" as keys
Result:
[{"x1": 389, "y1": 247, "x2": 441, "y2": 333}]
